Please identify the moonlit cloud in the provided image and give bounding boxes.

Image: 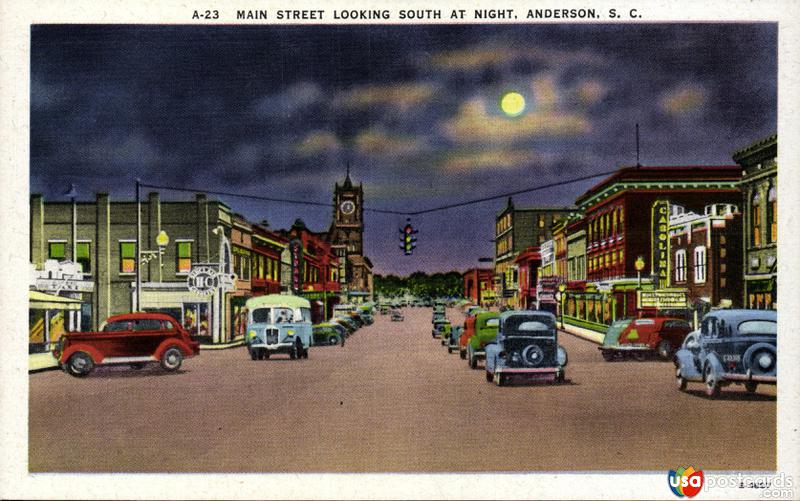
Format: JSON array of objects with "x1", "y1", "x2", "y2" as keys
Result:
[
  {"x1": 354, "y1": 127, "x2": 427, "y2": 157},
  {"x1": 439, "y1": 149, "x2": 537, "y2": 173},
  {"x1": 333, "y1": 83, "x2": 437, "y2": 113},
  {"x1": 441, "y1": 97, "x2": 592, "y2": 145},
  {"x1": 660, "y1": 83, "x2": 709, "y2": 116},
  {"x1": 253, "y1": 81, "x2": 324, "y2": 118},
  {"x1": 427, "y1": 44, "x2": 607, "y2": 72},
  {"x1": 294, "y1": 130, "x2": 342, "y2": 156}
]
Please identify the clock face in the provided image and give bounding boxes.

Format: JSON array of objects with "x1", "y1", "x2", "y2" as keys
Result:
[{"x1": 340, "y1": 200, "x2": 356, "y2": 215}]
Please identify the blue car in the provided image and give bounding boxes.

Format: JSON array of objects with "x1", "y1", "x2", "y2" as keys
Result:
[
  {"x1": 674, "y1": 309, "x2": 776, "y2": 397},
  {"x1": 485, "y1": 311, "x2": 568, "y2": 386}
]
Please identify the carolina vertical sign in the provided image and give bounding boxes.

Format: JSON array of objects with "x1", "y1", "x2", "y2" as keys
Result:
[
  {"x1": 651, "y1": 199, "x2": 670, "y2": 287},
  {"x1": 289, "y1": 238, "x2": 304, "y2": 294}
]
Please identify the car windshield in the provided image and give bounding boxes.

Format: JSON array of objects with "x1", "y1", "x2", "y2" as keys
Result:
[
  {"x1": 251, "y1": 308, "x2": 271, "y2": 324},
  {"x1": 738, "y1": 320, "x2": 777, "y2": 336},
  {"x1": 504, "y1": 315, "x2": 555, "y2": 336}
]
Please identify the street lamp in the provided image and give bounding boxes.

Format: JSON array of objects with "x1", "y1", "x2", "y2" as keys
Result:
[
  {"x1": 635, "y1": 256, "x2": 645, "y2": 289},
  {"x1": 557, "y1": 282, "x2": 567, "y2": 330}
]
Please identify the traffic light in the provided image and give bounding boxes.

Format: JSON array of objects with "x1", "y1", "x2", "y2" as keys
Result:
[{"x1": 399, "y1": 219, "x2": 417, "y2": 255}]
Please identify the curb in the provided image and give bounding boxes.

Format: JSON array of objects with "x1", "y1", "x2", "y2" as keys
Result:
[
  {"x1": 200, "y1": 339, "x2": 245, "y2": 350},
  {"x1": 560, "y1": 326, "x2": 604, "y2": 345}
]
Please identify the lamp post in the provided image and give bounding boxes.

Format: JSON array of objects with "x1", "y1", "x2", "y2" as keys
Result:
[
  {"x1": 635, "y1": 256, "x2": 645, "y2": 289},
  {"x1": 557, "y1": 282, "x2": 567, "y2": 330}
]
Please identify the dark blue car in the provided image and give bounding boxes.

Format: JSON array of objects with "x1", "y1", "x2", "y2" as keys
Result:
[{"x1": 674, "y1": 309, "x2": 776, "y2": 397}]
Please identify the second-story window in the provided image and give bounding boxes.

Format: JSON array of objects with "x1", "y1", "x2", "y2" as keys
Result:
[
  {"x1": 752, "y1": 191, "x2": 762, "y2": 247},
  {"x1": 675, "y1": 249, "x2": 687, "y2": 282},
  {"x1": 120, "y1": 241, "x2": 136, "y2": 274},
  {"x1": 693, "y1": 246, "x2": 707, "y2": 283},
  {"x1": 768, "y1": 185, "x2": 777, "y2": 244},
  {"x1": 177, "y1": 241, "x2": 192, "y2": 274},
  {"x1": 76, "y1": 241, "x2": 91, "y2": 274},
  {"x1": 48, "y1": 241, "x2": 66, "y2": 261}
]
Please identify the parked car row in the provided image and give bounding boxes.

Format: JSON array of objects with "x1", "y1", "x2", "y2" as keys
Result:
[
  {"x1": 53, "y1": 297, "x2": 377, "y2": 377},
  {"x1": 435, "y1": 304, "x2": 569, "y2": 386}
]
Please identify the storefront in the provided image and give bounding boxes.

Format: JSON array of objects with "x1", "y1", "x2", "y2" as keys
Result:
[{"x1": 562, "y1": 279, "x2": 644, "y2": 332}]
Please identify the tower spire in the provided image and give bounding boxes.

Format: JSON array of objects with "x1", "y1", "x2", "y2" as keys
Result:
[{"x1": 343, "y1": 162, "x2": 353, "y2": 189}]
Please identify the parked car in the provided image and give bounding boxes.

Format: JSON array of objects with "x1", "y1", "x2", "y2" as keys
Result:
[
  {"x1": 245, "y1": 294, "x2": 313, "y2": 360},
  {"x1": 674, "y1": 309, "x2": 776, "y2": 397},
  {"x1": 485, "y1": 310, "x2": 568, "y2": 386},
  {"x1": 53, "y1": 312, "x2": 200, "y2": 377},
  {"x1": 332, "y1": 316, "x2": 357, "y2": 334},
  {"x1": 447, "y1": 326, "x2": 463, "y2": 353},
  {"x1": 391, "y1": 310, "x2": 404, "y2": 322},
  {"x1": 432, "y1": 318, "x2": 451, "y2": 339},
  {"x1": 379, "y1": 304, "x2": 391, "y2": 315},
  {"x1": 466, "y1": 312, "x2": 501, "y2": 369},
  {"x1": 599, "y1": 317, "x2": 692, "y2": 361},
  {"x1": 313, "y1": 323, "x2": 344, "y2": 345},
  {"x1": 458, "y1": 310, "x2": 484, "y2": 359}
]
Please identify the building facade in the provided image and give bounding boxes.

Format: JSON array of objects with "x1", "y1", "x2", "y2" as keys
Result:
[
  {"x1": 494, "y1": 197, "x2": 575, "y2": 307},
  {"x1": 566, "y1": 218, "x2": 587, "y2": 282},
  {"x1": 328, "y1": 169, "x2": 374, "y2": 302},
  {"x1": 463, "y1": 268, "x2": 495, "y2": 306},
  {"x1": 669, "y1": 203, "x2": 743, "y2": 311},
  {"x1": 733, "y1": 134, "x2": 777, "y2": 309}
]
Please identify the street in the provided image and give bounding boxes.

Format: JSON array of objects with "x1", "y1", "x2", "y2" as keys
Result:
[{"x1": 29, "y1": 307, "x2": 776, "y2": 473}]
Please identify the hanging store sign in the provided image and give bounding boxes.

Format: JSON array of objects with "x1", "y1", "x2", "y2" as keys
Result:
[
  {"x1": 651, "y1": 199, "x2": 670, "y2": 285},
  {"x1": 187, "y1": 265, "x2": 236, "y2": 296},
  {"x1": 289, "y1": 238, "x2": 304, "y2": 295},
  {"x1": 637, "y1": 289, "x2": 688, "y2": 309}
]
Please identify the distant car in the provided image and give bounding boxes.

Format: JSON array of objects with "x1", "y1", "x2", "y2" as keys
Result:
[
  {"x1": 447, "y1": 326, "x2": 463, "y2": 353},
  {"x1": 332, "y1": 316, "x2": 357, "y2": 335},
  {"x1": 313, "y1": 323, "x2": 344, "y2": 345},
  {"x1": 458, "y1": 309, "x2": 485, "y2": 359},
  {"x1": 674, "y1": 309, "x2": 776, "y2": 397},
  {"x1": 466, "y1": 312, "x2": 501, "y2": 369},
  {"x1": 379, "y1": 304, "x2": 391, "y2": 315},
  {"x1": 53, "y1": 312, "x2": 200, "y2": 377},
  {"x1": 485, "y1": 311, "x2": 568, "y2": 386},
  {"x1": 391, "y1": 311, "x2": 404, "y2": 322},
  {"x1": 599, "y1": 317, "x2": 692, "y2": 361},
  {"x1": 432, "y1": 318, "x2": 451, "y2": 338}
]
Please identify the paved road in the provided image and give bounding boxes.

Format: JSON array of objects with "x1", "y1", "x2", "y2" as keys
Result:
[{"x1": 29, "y1": 307, "x2": 776, "y2": 472}]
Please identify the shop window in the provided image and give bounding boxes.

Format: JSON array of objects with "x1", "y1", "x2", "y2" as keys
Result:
[
  {"x1": 177, "y1": 241, "x2": 192, "y2": 274},
  {"x1": 48, "y1": 241, "x2": 66, "y2": 260},
  {"x1": 752, "y1": 191, "x2": 762, "y2": 247},
  {"x1": 693, "y1": 246, "x2": 707, "y2": 284},
  {"x1": 76, "y1": 241, "x2": 91, "y2": 274},
  {"x1": 120, "y1": 241, "x2": 136, "y2": 274},
  {"x1": 764, "y1": 293, "x2": 772, "y2": 309},
  {"x1": 768, "y1": 185, "x2": 777, "y2": 244},
  {"x1": 675, "y1": 249, "x2": 687, "y2": 282},
  {"x1": 273, "y1": 258, "x2": 280, "y2": 281}
]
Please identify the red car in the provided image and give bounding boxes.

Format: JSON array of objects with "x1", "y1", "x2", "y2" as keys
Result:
[
  {"x1": 599, "y1": 317, "x2": 693, "y2": 361},
  {"x1": 53, "y1": 313, "x2": 200, "y2": 377}
]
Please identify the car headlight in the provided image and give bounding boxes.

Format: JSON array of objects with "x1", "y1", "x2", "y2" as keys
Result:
[
  {"x1": 248, "y1": 330, "x2": 257, "y2": 339},
  {"x1": 511, "y1": 351, "x2": 521, "y2": 363}
]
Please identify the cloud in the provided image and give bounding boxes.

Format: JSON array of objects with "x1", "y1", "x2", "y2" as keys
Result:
[
  {"x1": 354, "y1": 127, "x2": 427, "y2": 156},
  {"x1": 572, "y1": 79, "x2": 609, "y2": 107},
  {"x1": 441, "y1": 97, "x2": 592, "y2": 145},
  {"x1": 530, "y1": 73, "x2": 559, "y2": 110},
  {"x1": 333, "y1": 82, "x2": 436, "y2": 113},
  {"x1": 77, "y1": 131, "x2": 162, "y2": 167},
  {"x1": 427, "y1": 44, "x2": 607, "y2": 72},
  {"x1": 439, "y1": 149, "x2": 537, "y2": 173},
  {"x1": 660, "y1": 83, "x2": 709, "y2": 116},
  {"x1": 253, "y1": 81, "x2": 324, "y2": 118},
  {"x1": 294, "y1": 130, "x2": 342, "y2": 156},
  {"x1": 31, "y1": 78, "x2": 68, "y2": 109}
]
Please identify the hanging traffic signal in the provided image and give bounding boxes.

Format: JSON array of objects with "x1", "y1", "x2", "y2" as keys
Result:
[{"x1": 399, "y1": 219, "x2": 418, "y2": 255}]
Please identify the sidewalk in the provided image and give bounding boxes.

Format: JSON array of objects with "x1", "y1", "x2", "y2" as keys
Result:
[
  {"x1": 560, "y1": 324, "x2": 605, "y2": 345},
  {"x1": 29, "y1": 352, "x2": 59, "y2": 372}
]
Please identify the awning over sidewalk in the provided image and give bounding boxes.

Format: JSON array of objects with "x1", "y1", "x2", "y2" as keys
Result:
[{"x1": 29, "y1": 290, "x2": 82, "y2": 310}]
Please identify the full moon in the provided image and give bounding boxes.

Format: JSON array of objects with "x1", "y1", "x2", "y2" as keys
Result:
[{"x1": 500, "y1": 91, "x2": 526, "y2": 117}]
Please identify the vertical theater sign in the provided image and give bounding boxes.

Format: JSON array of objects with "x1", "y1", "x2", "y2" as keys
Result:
[
  {"x1": 289, "y1": 238, "x2": 304, "y2": 295},
  {"x1": 651, "y1": 199, "x2": 670, "y2": 288}
]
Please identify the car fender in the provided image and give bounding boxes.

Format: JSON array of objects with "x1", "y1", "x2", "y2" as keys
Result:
[
  {"x1": 485, "y1": 343, "x2": 499, "y2": 373},
  {"x1": 155, "y1": 339, "x2": 193, "y2": 359},
  {"x1": 703, "y1": 352, "x2": 725, "y2": 378},
  {"x1": 61, "y1": 343, "x2": 104, "y2": 364},
  {"x1": 674, "y1": 349, "x2": 700, "y2": 379}
]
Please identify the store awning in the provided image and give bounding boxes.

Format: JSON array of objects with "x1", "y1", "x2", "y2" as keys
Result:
[{"x1": 29, "y1": 290, "x2": 82, "y2": 310}]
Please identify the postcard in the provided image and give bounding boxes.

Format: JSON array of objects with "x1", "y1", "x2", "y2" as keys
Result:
[{"x1": 1, "y1": 0, "x2": 799, "y2": 499}]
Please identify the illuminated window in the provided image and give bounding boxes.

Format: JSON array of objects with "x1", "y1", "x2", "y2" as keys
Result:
[
  {"x1": 612, "y1": 210, "x2": 617, "y2": 235},
  {"x1": 675, "y1": 249, "x2": 687, "y2": 282},
  {"x1": 538, "y1": 215, "x2": 545, "y2": 228},
  {"x1": 611, "y1": 251, "x2": 617, "y2": 266},
  {"x1": 694, "y1": 246, "x2": 707, "y2": 283},
  {"x1": 76, "y1": 241, "x2": 91, "y2": 274},
  {"x1": 768, "y1": 185, "x2": 777, "y2": 244},
  {"x1": 48, "y1": 241, "x2": 66, "y2": 260},
  {"x1": 752, "y1": 191, "x2": 762, "y2": 247},
  {"x1": 177, "y1": 241, "x2": 192, "y2": 274},
  {"x1": 120, "y1": 241, "x2": 136, "y2": 274}
]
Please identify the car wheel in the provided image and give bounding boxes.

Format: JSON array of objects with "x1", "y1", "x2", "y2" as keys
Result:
[
  {"x1": 129, "y1": 362, "x2": 147, "y2": 370},
  {"x1": 160, "y1": 346, "x2": 183, "y2": 371},
  {"x1": 289, "y1": 346, "x2": 297, "y2": 359},
  {"x1": 632, "y1": 351, "x2": 647, "y2": 362},
  {"x1": 601, "y1": 350, "x2": 615, "y2": 362},
  {"x1": 263, "y1": 351, "x2": 270, "y2": 359},
  {"x1": 745, "y1": 381, "x2": 758, "y2": 394},
  {"x1": 656, "y1": 340, "x2": 673, "y2": 360},
  {"x1": 469, "y1": 353, "x2": 478, "y2": 370},
  {"x1": 676, "y1": 367, "x2": 687, "y2": 391},
  {"x1": 460, "y1": 349, "x2": 466, "y2": 360},
  {"x1": 249, "y1": 347, "x2": 259, "y2": 361},
  {"x1": 704, "y1": 365, "x2": 720, "y2": 398},
  {"x1": 303, "y1": 345, "x2": 309, "y2": 359},
  {"x1": 66, "y1": 352, "x2": 94, "y2": 377},
  {"x1": 329, "y1": 336, "x2": 340, "y2": 346},
  {"x1": 485, "y1": 371, "x2": 493, "y2": 383},
  {"x1": 447, "y1": 346, "x2": 453, "y2": 353}
]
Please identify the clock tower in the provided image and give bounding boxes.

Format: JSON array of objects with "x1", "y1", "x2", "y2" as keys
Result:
[{"x1": 330, "y1": 164, "x2": 363, "y2": 257}]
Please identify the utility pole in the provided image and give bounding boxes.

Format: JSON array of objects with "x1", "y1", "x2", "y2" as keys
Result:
[
  {"x1": 135, "y1": 178, "x2": 141, "y2": 312},
  {"x1": 636, "y1": 123, "x2": 641, "y2": 168}
]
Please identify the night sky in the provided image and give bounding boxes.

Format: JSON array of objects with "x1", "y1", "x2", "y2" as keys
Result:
[{"x1": 30, "y1": 24, "x2": 777, "y2": 275}]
